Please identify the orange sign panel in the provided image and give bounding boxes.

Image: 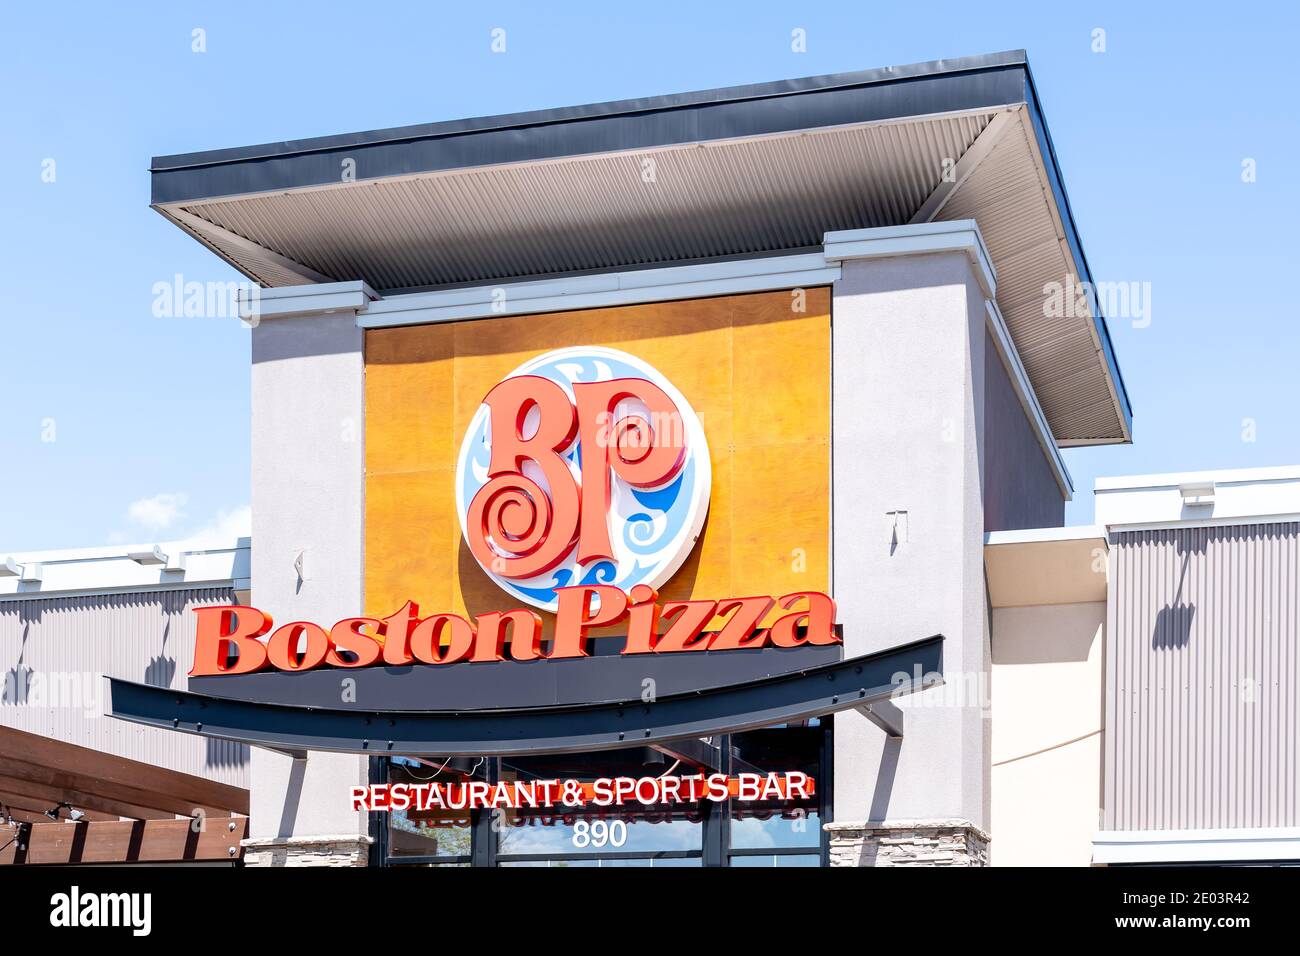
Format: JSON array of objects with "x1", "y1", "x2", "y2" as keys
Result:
[{"x1": 364, "y1": 288, "x2": 830, "y2": 635}]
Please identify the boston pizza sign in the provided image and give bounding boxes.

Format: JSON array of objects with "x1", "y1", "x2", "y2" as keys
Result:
[
  {"x1": 190, "y1": 347, "x2": 838, "y2": 677},
  {"x1": 456, "y1": 347, "x2": 710, "y2": 612}
]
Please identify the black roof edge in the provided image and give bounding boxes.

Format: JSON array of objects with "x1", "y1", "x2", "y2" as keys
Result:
[
  {"x1": 149, "y1": 50, "x2": 1030, "y2": 205},
  {"x1": 152, "y1": 50, "x2": 1027, "y2": 171}
]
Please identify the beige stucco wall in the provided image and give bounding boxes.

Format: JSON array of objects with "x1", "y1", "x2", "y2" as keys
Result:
[
  {"x1": 247, "y1": 309, "x2": 371, "y2": 863},
  {"x1": 832, "y1": 250, "x2": 991, "y2": 835},
  {"x1": 990, "y1": 602, "x2": 1104, "y2": 866}
]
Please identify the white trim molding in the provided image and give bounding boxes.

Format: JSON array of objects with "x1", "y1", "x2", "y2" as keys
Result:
[
  {"x1": 240, "y1": 280, "x2": 378, "y2": 322},
  {"x1": 1094, "y1": 827, "x2": 1300, "y2": 865},
  {"x1": 822, "y1": 220, "x2": 997, "y2": 299},
  {"x1": 358, "y1": 254, "x2": 839, "y2": 328},
  {"x1": 0, "y1": 538, "x2": 250, "y2": 600},
  {"x1": 1095, "y1": 464, "x2": 1300, "y2": 491},
  {"x1": 245, "y1": 221, "x2": 998, "y2": 329},
  {"x1": 239, "y1": 223, "x2": 1002, "y2": 333},
  {"x1": 234, "y1": 255, "x2": 843, "y2": 329},
  {"x1": 984, "y1": 524, "x2": 1105, "y2": 547},
  {"x1": 1095, "y1": 464, "x2": 1300, "y2": 529}
]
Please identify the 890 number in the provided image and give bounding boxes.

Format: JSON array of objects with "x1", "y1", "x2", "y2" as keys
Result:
[{"x1": 572, "y1": 819, "x2": 627, "y2": 849}]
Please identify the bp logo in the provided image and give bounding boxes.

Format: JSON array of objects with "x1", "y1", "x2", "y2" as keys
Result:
[{"x1": 455, "y1": 347, "x2": 711, "y2": 612}]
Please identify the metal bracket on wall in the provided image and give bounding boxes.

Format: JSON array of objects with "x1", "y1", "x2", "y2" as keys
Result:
[
  {"x1": 857, "y1": 699, "x2": 904, "y2": 738},
  {"x1": 651, "y1": 737, "x2": 764, "y2": 776},
  {"x1": 259, "y1": 744, "x2": 308, "y2": 760},
  {"x1": 650, "y1": 737, "x2": 726, "y2": 772}
]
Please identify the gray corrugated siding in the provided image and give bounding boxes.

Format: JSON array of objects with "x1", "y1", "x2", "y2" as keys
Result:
[
  {"x1": 0, "y1": 588, "x2": 249, "y2": 788},
  {"x1": 1105, "y1": 523, "x2": 1299, "y2": 830}
]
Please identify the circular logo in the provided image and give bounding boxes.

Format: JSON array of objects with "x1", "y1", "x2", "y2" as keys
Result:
[{"x1": 455, "y1": 346, "x2": 711, "y2": 612}]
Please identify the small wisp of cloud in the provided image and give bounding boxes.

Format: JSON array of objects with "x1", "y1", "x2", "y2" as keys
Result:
[
  {"x1": 125, "y1": 492, "x2": 189, "y2": 532},
  {"x1": 108, "y1": 495, "x2": 248, "y2": 546}
]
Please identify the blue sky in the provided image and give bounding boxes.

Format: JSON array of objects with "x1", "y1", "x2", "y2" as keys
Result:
[{"x1": 2, "y1": 0, "x2": 1297, "y2": 550}]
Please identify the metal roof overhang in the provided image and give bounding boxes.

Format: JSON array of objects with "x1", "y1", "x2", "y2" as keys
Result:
[
  {"x1": 107, "y1": 636, "x2": 942, "y2": 757},
  {"x1": 151, "y1": 50, "x2": 1131, "y2": 445}
]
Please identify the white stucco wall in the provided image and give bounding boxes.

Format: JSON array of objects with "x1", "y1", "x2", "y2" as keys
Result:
[
  {"x1": 830, "y1": 249, "x2": 990, "y2": 832},
  {"x1": 247, "y1": 312, "x2": 370, "y2": 847},
  {"x1": 990, "y1": 601, "x2": 1104, "y2": 866}
]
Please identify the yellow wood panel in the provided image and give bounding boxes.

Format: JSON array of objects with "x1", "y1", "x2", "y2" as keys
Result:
[
  {"x1": 364, "y1": 323, "x2": 455, "y2": 476},
  {"x1": 364, "y1": 288, "x2": 829, "y2": 626},
  {"x1": 365, "y1": 469, "x2": 455, "y2": 614}
]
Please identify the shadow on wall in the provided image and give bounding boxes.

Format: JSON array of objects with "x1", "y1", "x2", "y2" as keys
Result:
[
  {"x1": 276, "y1": 754, "x2": 309, "y2": 838},
  {"x1": 144, "y1": 615, "x2": 177, "y2": 689},
  {"x1": 2, "y1": 665, "x2": 33, "y2": 705},
  {"x1": 1151, "y1": 528, "x2": 1207, "y2": 651},
  {"x1": 1153, "y1": 604, "x2": 1196, "y2": 650},
  {"x1": 207, "y1": 738, "x2": 250, "y2": 769},
  {"x1": 861, "y1": 736, "x2": 902, "y2": 860},
  {"x1": 2, "y1": 602, "x2": 40, "y2": 705},
  {"x1": 144, "y1": 655, "x2": 177, "y2": 687}
]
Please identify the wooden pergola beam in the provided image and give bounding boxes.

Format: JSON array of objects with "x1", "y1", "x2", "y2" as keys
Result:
[
  {"x1": 0, "y1": 774, "x2": 170, "y2": 822},
  {"x1": 0, "y1": 758, "x2": 226, "y2": 819},
  {"x1": 0, "y1": 788, "x2": 118, "y2": 823},
  {"x1": 0, "y1": 726, "x2": 248, "y2": 815},
  {"x1": 0, "y1": 817, "x2": 247, "y2": 865},
  {"x1": 0, "y1": 805, "x2": 53, "y2": 825}
]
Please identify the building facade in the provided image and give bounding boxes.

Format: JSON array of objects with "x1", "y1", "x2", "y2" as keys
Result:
[{"x1": 2, "y1": 52, "x2": 1296, "y2": 867}]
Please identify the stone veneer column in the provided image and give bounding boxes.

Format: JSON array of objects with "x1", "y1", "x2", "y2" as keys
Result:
[
  {"x1": 825, "y1": 223, "x2": 995, "y2": 866},
  {"x1": 826, "y1": 821, "x2": 990, "y2": 867},
  {"x1": 243, "y1": 306, "x2": 372, "y2": 867}
]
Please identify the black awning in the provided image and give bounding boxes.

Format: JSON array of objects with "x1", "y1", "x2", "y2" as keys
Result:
[{"x1": 107, "y1": 635, "x2": 941, "y2": 757}]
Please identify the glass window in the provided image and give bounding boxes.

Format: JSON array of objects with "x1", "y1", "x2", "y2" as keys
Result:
[
  {"x1": 386, "y1": 758, "x2": 474, "y2": 860},
  {"x1": 496, "y1": 748, "x2": 705, "y2": 862},
  {"x1": 731, "y1": 811, "x2": 821, "y2": 850},
  {"x1": 728, "y1": 726, "x2": 824, "y2": 856}
]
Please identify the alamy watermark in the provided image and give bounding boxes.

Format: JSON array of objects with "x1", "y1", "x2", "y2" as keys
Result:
[
  {"x1": 1043, "y1": 274, "x2": 1152, "y2": 329},
  {"x1": 2, "y1": 669, "x2": 103, "y2": 717},
  {"x1": 891, "y1": 666, "x2": 992, "y2": 717},
  {"x1": 50, "y1": 886, "x2": 151, "y2": 936},
  {"x1": 151, "y1": 274, "x2": 262, "y2": 325}
]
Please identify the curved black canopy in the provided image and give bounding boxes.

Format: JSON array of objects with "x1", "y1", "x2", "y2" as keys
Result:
[{"x1": 108, "y1": 635, "x2": 941, "y2": 757}]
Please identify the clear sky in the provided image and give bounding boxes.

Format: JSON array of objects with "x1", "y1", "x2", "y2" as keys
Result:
[{"x1": 2, "y1": 1, "x2": 1297, "y2": 551}]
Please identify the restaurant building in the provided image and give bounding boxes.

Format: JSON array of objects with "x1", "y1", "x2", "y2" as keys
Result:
[{"x1": 2, "y1": 52, "x2": 1296, "y2": 867}]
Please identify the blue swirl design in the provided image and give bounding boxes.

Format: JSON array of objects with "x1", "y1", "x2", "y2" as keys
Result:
[{"x1": 578, "y1": 561, "x2": 617, "y2": 586}]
